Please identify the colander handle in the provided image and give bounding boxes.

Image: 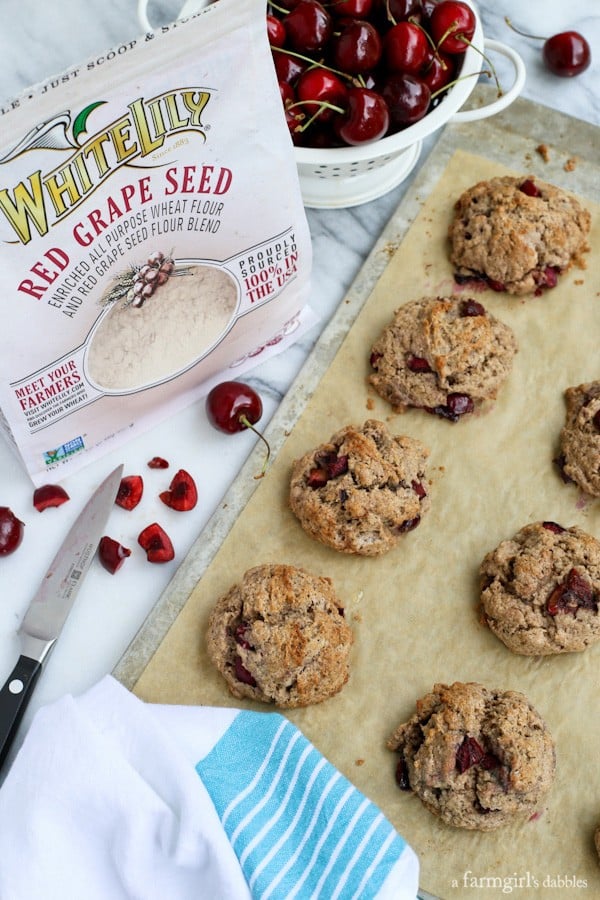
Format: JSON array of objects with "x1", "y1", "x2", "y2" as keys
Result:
[
  {"x1": 450, "y1": 39, "x2": 526, "y2": 124},
  {"x1": 137, "y1": 0, "x2": 210, "y2": 31}
]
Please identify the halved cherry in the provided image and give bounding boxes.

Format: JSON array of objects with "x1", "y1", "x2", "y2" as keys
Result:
[
  {"x1": 138, "y1": 523, "x2": 175, "y2": 563},
  {"x1": 147, "y1": 456, "x2": 169, "y2": 469},
  {"x1": 159, "y1": 469, "x2": 198, "y2": 512},
  {"x1": 98, "y1": 536, "x2": 131, "y2": 574},
  {"x1": 115, "y1": 474, "x2": 144, "y2": 510},
  {"x1": 33, "y1": 484, "x2": 70, "y2": 512}
]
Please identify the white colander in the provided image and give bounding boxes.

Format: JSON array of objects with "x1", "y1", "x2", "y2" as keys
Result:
[
  {"x1": 293, "y1": 22, "x2": 526, "y2": 208},
  {"x1": 138, "y1": 0, "x2": 525, "y2": 209}
]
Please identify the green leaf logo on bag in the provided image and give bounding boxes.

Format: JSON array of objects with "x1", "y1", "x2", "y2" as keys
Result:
[
  {"x1": 72, "y1": 102, "x2": 107, "y2": 143},
  {"x1": 0, "y1": 90, "x2": 212, "y2": 244}
]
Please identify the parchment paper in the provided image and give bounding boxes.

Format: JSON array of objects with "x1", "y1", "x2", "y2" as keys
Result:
[{"x1": 131, "y1": 149, "x2": 600, "y2": 899}]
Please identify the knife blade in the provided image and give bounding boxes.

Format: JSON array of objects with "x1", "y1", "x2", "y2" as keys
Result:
[{"x1": 0, "y1": 463, "x2": 123, "y2": 769}]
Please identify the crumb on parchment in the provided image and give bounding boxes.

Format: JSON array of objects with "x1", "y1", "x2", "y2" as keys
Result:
[{"x1": 536, "y1": 144, "x2": 550, "y2": 162}]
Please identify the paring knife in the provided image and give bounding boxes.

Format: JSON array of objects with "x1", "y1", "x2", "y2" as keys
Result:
[{"x1": 0, "y1": 463, "x2": 123, "y2": 770}]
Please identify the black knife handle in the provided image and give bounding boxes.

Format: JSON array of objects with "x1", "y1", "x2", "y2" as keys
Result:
[{"x1": 0, "y1": 655, "x2": 42, "y2": 770}]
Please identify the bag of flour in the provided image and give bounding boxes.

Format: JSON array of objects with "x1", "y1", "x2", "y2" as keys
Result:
[{"x1": 0, "y1": 0, "x2": 313, "y2": 484}]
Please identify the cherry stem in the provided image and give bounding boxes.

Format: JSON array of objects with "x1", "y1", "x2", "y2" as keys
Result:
[
  {"x1": 433, "y1": 17, "x2": 501, "y2": 95},
  {"x1": 504, "y1": 17, "x2": 545, "y2": 42},
  {"x1": 271, "y1": 44, "x2": 355, "y2": 84},
  {"x1": 268, "y1": 0, "x2": 289, "y2": 15},
  {"x1": 384, "y1": 0, "x2": 397, "y2": 26},
  {"x1": 430, "y1": 68, "x2": 491, "y2": 101},
  {"x1": 288, "y1": 98, "x2": 346, "y2": 131},
  {"x1": 456, "y1": 35, "x2": 502, "y2": 96},
  {"x1": 239, "y1": 415, "x2": 271, "y2": 479}
]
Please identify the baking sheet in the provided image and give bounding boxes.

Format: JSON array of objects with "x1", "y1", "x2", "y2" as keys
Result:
[{"x1": 115, "y1": 98, "x2": 600, "y2": 898}]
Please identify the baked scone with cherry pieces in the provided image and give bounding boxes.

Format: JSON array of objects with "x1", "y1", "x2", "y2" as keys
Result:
[
  {"x1": 449, "y1": 174, "x2": 591, "y2": 296},
  {"x1": 387, "y1": 681, "x2": 556, "y2": 831},
  {"x1": 556, "y1": 380, "x2": 600, "y2": 498},
  {"x1": 479, "y1": 520, "x2": 600, "y2": 656},
  {"x1": 369, "y1": 296, "x2": 517, "y2": 422},
  {"x1": 206, "y1": 563, "x2": 353, "y2": 708},
  {"x1": 289, "y1": 419, "x2": 430, "y2": 556}
]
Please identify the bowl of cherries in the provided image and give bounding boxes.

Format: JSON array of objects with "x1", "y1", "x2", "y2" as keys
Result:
[{"x1": 269, "y1": 0, "x2": 525, "y2": 208}]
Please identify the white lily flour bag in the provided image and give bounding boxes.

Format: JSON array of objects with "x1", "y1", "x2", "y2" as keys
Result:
[{"x1": 0, "y1": 0, "x2": 313, "y2": 485}]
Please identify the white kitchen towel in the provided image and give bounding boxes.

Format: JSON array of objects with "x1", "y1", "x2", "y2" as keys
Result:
[{"x1": 0, "y1": 676, "x2": 419, "y2": 900}]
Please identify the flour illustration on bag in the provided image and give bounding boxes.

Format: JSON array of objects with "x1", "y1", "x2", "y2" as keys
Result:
[{"x1": 0, "y1": 0, "x2": 313, "y2": 484}]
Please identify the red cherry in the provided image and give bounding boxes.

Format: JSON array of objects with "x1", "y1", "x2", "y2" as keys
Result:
[
  {"x1": 98, "y1": 536, "x2": 131, "y2": 574},
  {"x1": 206, "y1": 381, "x2": 263, "y2": 434},
  {"x1": 159, "y1": 469, "x2": 198, "y2": 512},
  {"x1": 137, "y1": 523, "x2": 175, "y2": 563},
  {"x1": 32, "y1": 484, "x2": 70, "y2": 512},
  {"x1": 267, "y1": 0, "x2": 484, "y2": 149},
  {"x1": 505, "y1": 19, "x2": 591, "y2": 77},
  {"x1": 285, "y1": 104, "x2": 308, "y2": 143},
  {"x1": 386, "y1": 0, "x2": 423, "y2": 21},
  {"x1": 420, "y1": 47, "x2": 456, "y2": 91},
  {"x1": 267, "y1": 13, "x2": 286, "y2": 48},
  {"x1": 382, "y1": 73, "x2": 431, "y2": 130},
  {"x1": 331, "y1": 19, "x2": 383, "y2": 74},
  {"x1": 206, "y1": 381, "x2": 271, "y2": 477},
  {"x1": 333, "y1": 0, "x2": 374, "y2": 17},
  {"x1": 421, "y1": 0, "x2": 437, "y2": 18},
  {"x1": 272, "y1": 50, "x2": 308, "y2": 85},
  {"x1": 373, "y1": 0, "x2": 423, "y2": 28},
  {"x1": 115, "y1": 474, "x2": 144, "y2": 511},
  {"x1": 335, "y1": 87, "x2": 390, "y2": 145},
  {"x1": 429, "y1": 0, "x2": 475, "y2": 54},
  {"x1": 284, "y1": 0, "x2": 332, "y2": 53},
  {"x1": 543, "y1": 32, "x2": 591, "y2": 77},
  {"x1": 279, "y1": 80, "x2": 295, "y2": 106},
  {"x1": 0, "y1": 507, "x2": 24, "y2": 556},
  {"x1": 384, "y1": 20, "x2": 429, "y2": 73},
  {"x1": 296, "y1": 69, "x2": 349, "y2": 123}
]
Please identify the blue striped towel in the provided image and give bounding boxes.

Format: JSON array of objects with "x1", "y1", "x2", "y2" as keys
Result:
[
  {"x1": 197, "y1": 710, "x2": 418, "y2": 899},
  {"x1": 0, "y1": 677, "x2": 418, "y2": 900}
]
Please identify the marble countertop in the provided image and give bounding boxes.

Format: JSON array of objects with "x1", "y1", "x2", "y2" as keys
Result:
[{"x1": 0, "y1": 0, "x2": 597, "y2": 770}]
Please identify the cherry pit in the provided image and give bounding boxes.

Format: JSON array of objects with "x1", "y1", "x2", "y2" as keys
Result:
[{"x1": 268, "y1": 0, "x2": 488, "y2": 149}]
